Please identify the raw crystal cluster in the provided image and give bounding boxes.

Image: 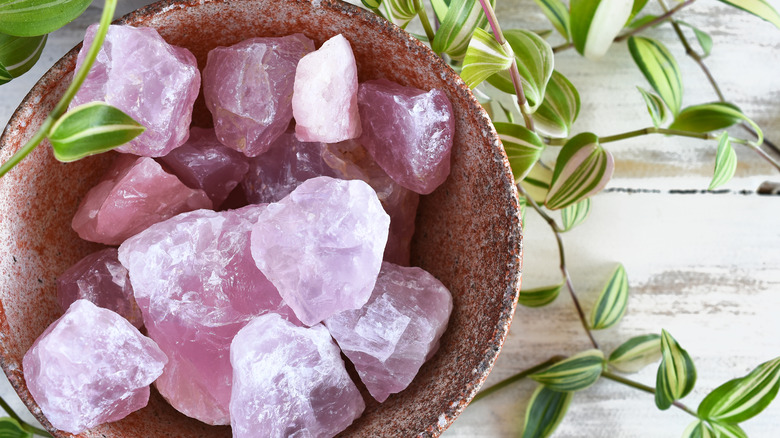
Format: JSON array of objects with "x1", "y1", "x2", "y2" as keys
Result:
[
  {"x1": 204, "y1": 34, "x2": 314, "y2": 156},
  {"x1": 293, "y1": 34, "x2": 361, "y2": 143},
  {"x1": 23, "y1": 300, "x2": 167, "y2": 434},
  {"x1": 118, "y1": 205, "x2": 298, "y2": 425},
  {"x1": 230, "y1": 314, "x2": 364, "y2": 438},
  {"x1": 326, "y1": 262, "x2": 453, "y2": 402},
  {"x1": 71, "y1": 155, "x2": 212, "y2": 245},
  {"x1": 251, "y1": 177, "x2": 390, "y2": 326},
  {"x1": 358, "y1": 79, "x2": 454, "y2": 194},
  {"x1": 57, "y1": 248, "x2": 143, "y2": 328},
  {"x1": 160, "y1": 127, "x2": 249, "y2": 207},
  {"x1": 71, "y1": 24, "x2": 200, "y2": 157}
]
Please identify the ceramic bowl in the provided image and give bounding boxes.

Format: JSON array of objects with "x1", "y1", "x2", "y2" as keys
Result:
[{"x1": 0, "y1": 0, "x2": 522, "y2": 436}]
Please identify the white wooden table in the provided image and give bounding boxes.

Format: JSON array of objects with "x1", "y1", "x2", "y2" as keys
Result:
[{"x1": 2, "y1": 0, "x2": 779, "y2": 436}]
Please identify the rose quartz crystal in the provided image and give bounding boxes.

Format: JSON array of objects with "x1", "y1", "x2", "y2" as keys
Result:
[
  {"x1": 241, "y1": 132, "x2": 337, "y2": 204},
  {"x1": 358, "y1": 79, "x2": 454, "y2": 194},
  {"x1": 23, "y1": 300, "x2": 167, "y2": 434},
  {"x1": 57, "y1": 248, "x2": 143, "y2": 328},
  {"x1": 118, "y1": 205, "x2": 299, "y2": 425},
  {"x1": 71, "y1": 24, "x2": 200, "y2": 157},
  {"x1": 323, "y1": 140, "x2": 419, "y2": 265},
  {"x1": 325, "y1": 262, "x2": 453, "y2": 402},
  {"x1": 204, "y1": 34, "x2": 314, "y2": 156},
  {"x1": 293, "y1": 34, "x2": 361, "y2": 142},
  {"x1": 230, "y1": 313, "x2": 364, "y2": 438},
  {"x1": 251, "y1": 176, "x2": 390, "y2": 326},
  {"x1": 71, "y1": 155, "x2": 212, "y2": 245},
  {"x1": 159, "y1": 127, "x2": 249, "y2": 207}
]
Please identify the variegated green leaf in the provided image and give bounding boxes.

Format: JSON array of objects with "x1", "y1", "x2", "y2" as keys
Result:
[
  {"x1": 570, "y1": 0, "x2": 634, "y2": 59},
  {"x1": 522, "y1": 163, "x2": 553, "y2": 203},
  {"x1": 589, "y1": 264, "x2": 629, "y2": 330},
  {"x1": 0, "y1": 0, "x2": 91, "y2": 36},
  {"x1": 518, "y1": 194, "x2": 528, "y2": 225},
  {"x1": 495, "y1": 122, "x2": 546, "y2": 182},
  {"x1": 0, "y1": 33, "x2": 46, "y2": 81},
  {"x1": 709, "y1": 422, "x2": 747, "y2": 438},
  {"x1": 608, "y1": 334, "x2": 662, "y2": 374},
  {"x1": 628, "y1": 14, "x2": 659, "y2": 29},
  {"x1": 532, "y1": 70, "x2": 581, "y2": 138},
  {"x1": 48, "y1": 102, "x2": 145, "y2": 162},
  {"x1": 0, "y1": 417, "x2": 32, "y2": 438},
  {"x1": 628, "y1": 36, "x2": 683, "y2": 116},
  {"x1": 683, "y1": 421, "x2": 715, "y2": 438},
  {"x1": 636, "y1": 87, "x2": 668, "y2": 128},
  {"x1": 676, "y1": 20, "x2": 713, "y2": 57},
  {"x1": 431, "y1": 0, "x2": 492, "y2": 59},
  {"x1": 627, "y1": 0, "x2": 650, "y2": 24},
  {"x1": 532, "y1": 0, "x2": 571, "y2": 40},
  {"x1": 519, "y1": 282, "x2": 563, "y2": 307},
  {"x1": 521, "y1": 385, "x2": 573, "y2": 438},
  {"x1": 709, "y1": 133, "x2": 737, "y2": 190},
  {"x1": 362, "y1": 0, "x2": 383, "y2": 9},
  {"x1": 461, "y1": 27, "x2": 514, "y2": 89},
  {"x1": 486, "y1": 29, "x2": 554, "y2": 112},
  {"x1": 530, "y1": 349, "x2": 605, "y2": 392},
  {"x1": 381, "y1": 0, "x2": 418, "y2": 28},
  {"x1": 0, "y1": 62, "x2": 10, "y2": 85},
  {"x1": 545, "y1": 132, "x2": 614, "y2": 210},
  {"x1": 698, "y1": 356, "x2": 780, "y2": 423},
  {"x1": 715, "y1": 0, "x2": 780, "y2": 29},
  {"x1": 655, "y1": 329, "x2": 697, "y2": 410},
  {"x1": 560, "y1": 198, "x2": 590, "y2": 232},
  {"x1": 669, "y1": 102, "x2": 763, "y2": 145},
  {"x1": 431, "y1": 0, "x2": 450, "y2": 22}
]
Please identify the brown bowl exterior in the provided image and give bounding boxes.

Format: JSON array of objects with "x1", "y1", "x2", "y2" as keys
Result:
[{"x1": 0, "y1": 0, "x2": 522, "y2": 436}]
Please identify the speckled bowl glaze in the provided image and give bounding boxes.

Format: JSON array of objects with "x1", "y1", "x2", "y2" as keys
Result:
[{"x1": 0, "y1": 0, "x2": 522, "y2": 436}]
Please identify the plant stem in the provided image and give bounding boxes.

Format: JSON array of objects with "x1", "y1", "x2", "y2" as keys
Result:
[
  {"x1": 614, "y1": 0, "x2": 696, "y2": 42},
  {"x1": 471, "y1": 356, "x2": 566, "y2": 403},
  {"x1": 0, "y1": 0, "x2": 118, "y2": 179},
  {"x1": 415, "y1": 0, "x2": 436, "y2": 44},
  {"x1": 516, "y1": 185, "x2": 599, "y2": 350},
  {"x1": 599, "y1": 127, "x2": 715, "y2": 144},
  {"x1": 0, "y1": 396, "x2": 52, "y2": 437},
  {"x1": 601, "y1": 371, "x2": 698, "y2": 418}
]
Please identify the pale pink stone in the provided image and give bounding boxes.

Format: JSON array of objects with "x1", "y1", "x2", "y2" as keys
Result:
[
  {"x1": 242, "y1": 131, "x2": 337, "y2": 204},
  {"x1": 118, "y1": 205, "x2": 298, "y2": 425},
  {"x1": 23, "y1": 300, "x2": 167, "y2": 434},
  {"x1": 293, "y1": 34, "x2": 361, "y2": 142},
  {"x1": 159, "y1": 127, "x2": 249, "y2": 208},
  {"x1": 251, "y1": 176, "x2": 390, "y2": 326},
  {"x1": 358, "y1": 79, "x2": 454, "y2": 194},
  {"x1": 71, "y1": 155, "x2": 212, "y2": 246},
  {"x1": 204, "y1": 34, "x2": 314, "y2": 156},
  {"x1": 57, "y1": 248, "x2": 143, "y2": 328},
  {"x1": 230, "y1": 313, "x2": 364, "y2": 438},
  {"x1": 71, "y1": 24, "x2": 200, "y2": 157},
  {"x1": 325, "y1": 262, "x2": 453, "y2": 402},
  {"x1": 323, "y1": 140, "x2": 419, "y2": 265}
]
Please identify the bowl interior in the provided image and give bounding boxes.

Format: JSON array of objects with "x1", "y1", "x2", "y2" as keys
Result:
[{"x1": 0, "y1": 0, "x2": 522, "y2": 436}]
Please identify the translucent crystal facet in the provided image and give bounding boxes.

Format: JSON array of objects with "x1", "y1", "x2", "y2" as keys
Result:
[
  {"x1": 358, "y1": 79, "x2": 454, "y2": 194},
  {"x1": 71, "y1": 25, "x2": 200, "y2": 157},
  {"x1": 251, "y1": 176, "x2": 390, "y2": 326},
  {"x1": 71, "y1": 155, "x2": 212, "y2": 246},
  {"x1": 57, "y1": 248, "x2": 143, "y2": 328},
  {"x1": 230, "y1": 313, "x2": 364, "y2": 438},
  {"x1": 325, "y1": 262, "x2": 453, "y2": 402},
  {"x1": 160, "y1": 127, "x2": 250, "y2": 208},
  {"x1": 293, "y1": 34, "x2": 361, "y2": 143},
  {"x1": 118, "y1": 205, "x2": 298, "y2": 425},
  {"x1": 23, "y1": 300, "x2": 167, "y2": 434},
  {"x1": 204, "y1": 34, "x2": 314, "y2": 156}
]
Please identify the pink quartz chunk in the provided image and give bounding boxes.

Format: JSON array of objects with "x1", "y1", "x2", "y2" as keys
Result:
[
  {"x1": 71, "y1": 25, "x2": 200, "y2": 157},
  {"x1": 251, "y1": 176, "x2": 390, "y2": 326},
  {"x1": 293, "y1": 34, "x2": 361, "y2": 142},
  {"x1": 118, "y1": 205, "x2": 298, "y2": 425},
  {"x1": 204, "y1": 34, "x2": 314, "y2": 156},
  {"x1": 241, "y1": 131, "x2": 337, "y2": 204},
  {"x1": 57, "y1": 248, "x2": 143, "y2": 328},
  {"x1": 323, "y1": 140, "x2": 419, "y2": 266},
  {"x1": 325, "y1": 262, "x2": 453, "y2": 402},
  {"x1": 230, "y1": 313, "x2": 364, "y2": 438},
  {"x1": 23, "y1": 300, "x2": 167, "y2": 434},
  {"x1": 358, "y1": 79, "x2": 454, "y2": 194},
  {"x1": 71, "y1": 155, "x2": 212, "y2": 246},
  {"x1": 159, "y1": 127, "x2": 250, "y2": 207}
]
